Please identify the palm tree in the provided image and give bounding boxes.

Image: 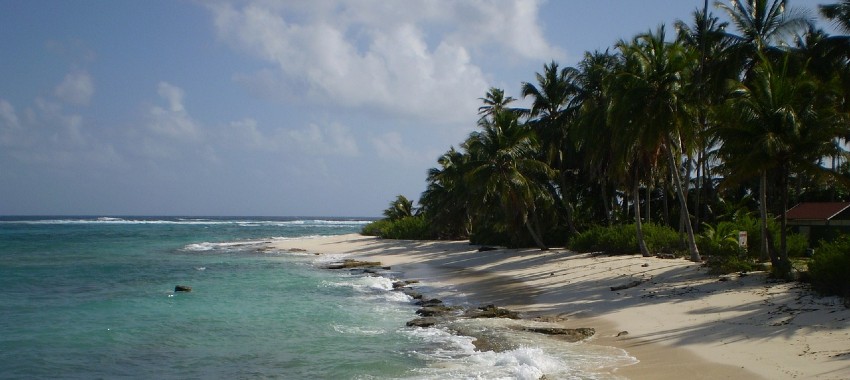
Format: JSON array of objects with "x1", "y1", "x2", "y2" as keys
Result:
[
  {"x1": 715, "y1": 0, "x2": 811, "y2": 263},
  {"x1": 420, "y1": 147, "x2": 472, "y2": 239},
  {"x1": 478, "y1": 87, "x2": 519, "y2": 120},
  {"x1": 716, "y1": 55, "x2": 846, "y2": 275},
  {"x1": 572, "y1": 50, "x2": 622, "y2": 226},
  {"x1": 609, "y1": 26, "x2": 702, "y2": 261},
  {"x1": 676, "y1": 7, "x2": 739, "y2": 230},
  {"x1": 820, "y1": 0, "x2": 850, "y2": 33},
  {"x1": 715, "y1": 0, "x2": 812, "y2": 73},
  {"x1": 383, "y1": 195, "x2": 414, "y2": 221},
  {"x1": 464, "y1": 109, "x2": 556, "y2": 250},
  {"x1": 521, "y1": 61, "x2": 581, "y2": 234}
]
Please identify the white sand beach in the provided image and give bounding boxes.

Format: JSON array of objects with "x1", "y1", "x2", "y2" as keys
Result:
[{"x1": 268, "y1": 234, "x2": 850, "y2": 379}]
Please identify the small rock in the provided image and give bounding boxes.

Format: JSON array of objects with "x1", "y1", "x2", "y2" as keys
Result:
[
  {"x1": 392, "y1": 280, "x2": 419, "y2": 289},
  {"x1": 617, "y1": 331, "x2": 629, "y2": 337},
  {"x1": 174, "y1": 285, "x2": 192, "y2": 292},
  {"x1": 415, "y1": 298, "x2": 444, "y2": 307},
  {"x1": 325, "y1": 259, "x2": 384, "y2": 270},
  {"x1": 406, "y1": 317, "x2": 439, "y2": 328},
  {"x1": 641, "y1": 263, "x2": 649, "y2": 267},
  {"x1": 464, "y1": 304, "x2": 520, "y2": 319},
  {"x1": 416, "y1": 306, "x2": 457, "y2": 317},
  {"x1": 524, "y1": 327, "x2": 596, "y2": 342}
]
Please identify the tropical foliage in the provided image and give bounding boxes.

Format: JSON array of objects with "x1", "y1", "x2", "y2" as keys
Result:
[{"x1": 375, "y1": 1, "x2": 850, "y2": 280}]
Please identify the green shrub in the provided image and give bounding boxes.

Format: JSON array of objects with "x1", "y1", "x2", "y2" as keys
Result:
[
  {"x1": 808, "y1": 236, "x2": 850, "y2": 298},
  {"x1": 642, "y1": 223, "x2": 684, "y2": 254},
  {"x1": 361, "y1": 219, "x2": 391, "y2": 236},
  {"x1": 698, "y1": 222, "x2": 742, "y2": 257},
  {"x1": 568, "y1": 223, "x2": 683, "y2": 255},
  {"x1": 707, "y1": 255, "x2": 753, "y2": 274},
  {"x1": 361, "y1": 216, "x2": 432, "y2": 240},
  {"x1": 785, "y1": 233, "x2": 808, "y2": 258}
]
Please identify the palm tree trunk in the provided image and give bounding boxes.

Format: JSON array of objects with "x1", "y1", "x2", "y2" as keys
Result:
[
  {"x1": 601, "y1": 183, "x2": 613, "y2": 226},
  {"x1": 634, "y1": 173, "x2": 652, "y2": 257},
  {"x1": 662, "y1": 173, "x2": 670, "y2": 226},
  {"x1": 695, "y1": 149, "x2": 702, "y2": 232},
  {"x1": 524, "y1": 215, "x2": 548, "y2": 251},
  {"x1": 778, "y1": 165, "x2": 791, "y2": 277},
  {"x1": 645, "y1": 176, "x2": 652, "y2": 224},
  {"x1": 559, "y1": 173, "x2": 579, "y2": 235},
  {"x1": 665, "y1": 143, "x2": 701, "y2": 262},
  {"x1": 759, "y1": 171, "x2": 772, "y2": 262}
]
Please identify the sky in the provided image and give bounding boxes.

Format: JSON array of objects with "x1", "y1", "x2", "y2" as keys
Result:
[{"x1": 0, "y1": 0, "x2": 836, "y2": 217}]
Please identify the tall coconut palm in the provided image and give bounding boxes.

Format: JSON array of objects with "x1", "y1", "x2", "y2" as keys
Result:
[
  {"x1": 521, "y1": 62, "x2": 581, "y2": 234},
  {"x1": 609, "y1": 26, "x2": 702, "y2": 261},
  {"x1": 420, "y1": 147, "x2": 472, "y2": 239},
  {"x1": 478, "y1": 87, "x2": 520, "y2": 120},
  {"x1": 716, "y1": 0, "x2": 812, "y2": 74},
  {"x1": 464, "y1": 109, "x2": 556, "y2": 250},
  {"x1": 572, "y1": 50, "x2": 622, "y2": 226},
  {"x1": 820, "y1": 0, "x2": 850, "y2": 33},
  {"x1": 715, "y1": 0, "x2": 811, "y2": 262},
  {"x1": 676, "y1": 7, "x2": 739, "y2": 229},
  {"x1": 715, "y1": 54, "x2": 846, "y2": 275}
]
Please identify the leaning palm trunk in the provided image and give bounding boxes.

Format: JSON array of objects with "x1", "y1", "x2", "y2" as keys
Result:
[
  {"x1": 665, "y1": 143, "x2": 701, "y2": 262},
  {"x1": 634, "y1": 174, "x2": 652, "y2": 257},
  {"x1": 524, "y1": 214, "x2": 549, "y2": 251}
]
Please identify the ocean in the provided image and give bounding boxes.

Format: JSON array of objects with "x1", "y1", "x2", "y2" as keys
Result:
[{"x1": 0, "y1": 216, "x2": 634, "y2": 379}]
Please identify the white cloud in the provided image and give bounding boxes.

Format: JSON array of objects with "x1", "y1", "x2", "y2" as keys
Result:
[
  {"x1": 222, "y1": 117, "x2": 360, "y2": 157},
  {"x1": 371, "y1": 131, "x2": 434, "y2": 165},
  {"x1": 207, "y1": 1, "x2": 560, "y2": 124},
  {"x1": 0, "y1": 99, "x2": 20, "y2": 129},
  {"x1": 0, "y1": 99, "x2": 21, "y2": 146},
  {"x1": 147, "y1": 82, "x2": 201, "y2": 142},
  {"x1": 54, "y1": 70, "x2": 94, "y2": 106},
  {"x1": 284, "y1": 122, "x2": 359, "y2": 156}
]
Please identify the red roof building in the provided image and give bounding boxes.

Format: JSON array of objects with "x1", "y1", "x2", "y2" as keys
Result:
[
  {"x1": 785, "y1": 202, "x2": 850, "y2": 247},
  {"x1": 785, "y1": 202, "x2": 850, "y2": 223}
]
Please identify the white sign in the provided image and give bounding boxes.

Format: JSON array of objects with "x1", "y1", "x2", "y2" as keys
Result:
[{"x1": 738, "y1": 231, "x2": 748, "y2": 248}]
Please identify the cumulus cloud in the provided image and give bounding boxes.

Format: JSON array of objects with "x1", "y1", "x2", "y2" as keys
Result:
[
  {"x1": 284, "y1": 122, "x2": 359, "y2": 156},
  {"x1": 206, "y1": 1, "x2": 561, "y2": 124},
  {"x1": 224, "y1": 118, "x2": 359, "y2": 157},
  {"x1": 0, "y1": 99, "x2": 21, "y2": 146},
  {"x1": 371, "y1": 131, "x2": 434, "y2": 165},
  {"x1": 54, "y1": 70, "x2": 94, "y2": 106},
  {"x1": 147, "y1": 82, "x2": 201, "y2": 142}
]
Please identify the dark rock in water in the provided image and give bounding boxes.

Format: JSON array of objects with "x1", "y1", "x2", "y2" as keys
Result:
[
  {"x1": 325, "y1": 259, "x2": 384, "y2": 270},
  {"x1": 617, "y1": 331, "x2": 629, "y2": 337},
  {"x1": 524, "y1": 327, "x2": 595, "y2": 342},
  {"x1": 416, "y1": 305, "x2": 458, "y2": 317},
  {"x1": 406, "y1": 317, "x2": 439, "y2": 328},
  {"x1": 415, "y1": 298, "x2": 444, "y2": 307},
  {"x1": 174, "y1": 285, "x2": 192, "y2": 292},
  {"x1": 478, "y1": 246, "x2": 498, "y2": 252},
  {"x1": 404, "y1": 290, "x2": 424, "y2": 300},
  {"x1": 392, "y1": 280, "x2": 420, "y2": 290},
  {"x1": 464, "y1": 304, "x2": 520, "y2": 319}
]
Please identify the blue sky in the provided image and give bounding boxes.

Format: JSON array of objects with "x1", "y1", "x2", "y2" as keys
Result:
[{"x1": 0, "y1": 0, "x2": 834, "y2": 217}]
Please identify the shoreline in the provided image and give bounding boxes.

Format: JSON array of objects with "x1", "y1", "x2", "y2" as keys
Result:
[{"x1": 267, "y1": 234, "x2": 850, "y2": 379}]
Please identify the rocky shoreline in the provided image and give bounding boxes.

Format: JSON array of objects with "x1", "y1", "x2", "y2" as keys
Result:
[{"x1": 324, "y1": 259, "x2": 597, "y2": 353}]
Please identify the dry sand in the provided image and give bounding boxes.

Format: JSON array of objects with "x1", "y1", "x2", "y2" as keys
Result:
[{"x1": 267, "y1": 234, "x2": 850, "y2": 379}]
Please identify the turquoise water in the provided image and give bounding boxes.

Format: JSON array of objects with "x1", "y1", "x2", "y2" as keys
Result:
[{"x1": 0, "y1": 217, "x2": 634, "y2": 379}]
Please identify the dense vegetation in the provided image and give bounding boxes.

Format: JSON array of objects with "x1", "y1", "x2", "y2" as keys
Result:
[{"x1": 365, "y1": 1, "x2": 850, "y2": 291}]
